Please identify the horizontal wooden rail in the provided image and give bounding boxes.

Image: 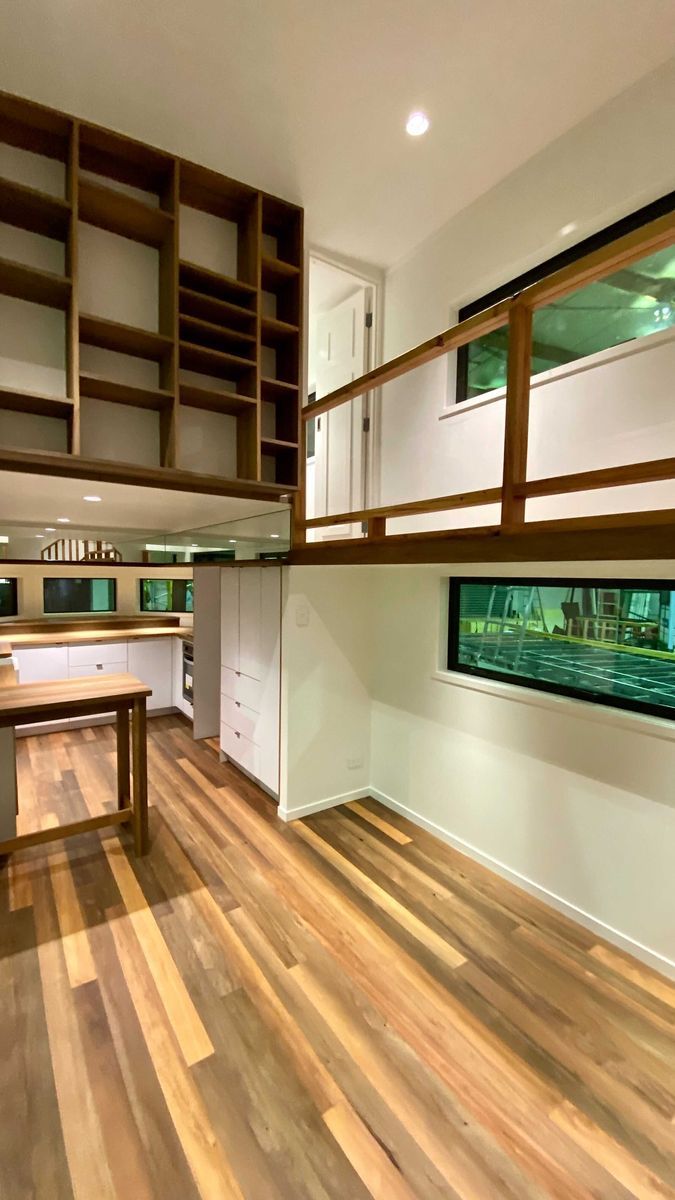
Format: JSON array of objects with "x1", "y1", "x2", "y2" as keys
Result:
[
  {"x1": 516, "y1": 457, "x2": 675, "y2": 499},
  {"x1": 302, "y1": 301, "x2": 511, "y2": 421},
  {"x1": 304, "y1": 487, "x2": 502, "y2": 530}
]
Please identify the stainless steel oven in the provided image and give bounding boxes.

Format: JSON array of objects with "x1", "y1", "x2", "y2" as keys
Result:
[{"x1": 182, "y1": 641, "x2": 194, "y2": 704}]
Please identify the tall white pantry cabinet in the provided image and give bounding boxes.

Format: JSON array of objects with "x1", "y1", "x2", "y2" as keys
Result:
[{"x1": 220, "y1": 565, "x2": 282, "y2": 796}]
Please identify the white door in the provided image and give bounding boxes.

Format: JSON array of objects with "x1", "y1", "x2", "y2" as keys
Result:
[{"x1": 313, "y1": 287, "x2": 370, "y2": 535}]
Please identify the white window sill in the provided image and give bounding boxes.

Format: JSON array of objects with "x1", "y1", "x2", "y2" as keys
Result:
[{"x1": 432, "y1": 667, "x2": 675, "y2": 744}]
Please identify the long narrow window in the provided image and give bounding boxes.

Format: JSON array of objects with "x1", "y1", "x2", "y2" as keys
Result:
[
  {"x1": 140, "y1": 578, "x2": 193, "y2": 613},
  {"x1": 0, "y1": 577, "x2": 18, "y2": 617},
  {"x1": 43, "y1": 578, "x2": 116, "y2": 614},
  {"x1": 448, "y1": 578, "x2": 675, "y2": 720},
  {"x1": 456, "y1": 190, "x2": 675, "y2": 403}
]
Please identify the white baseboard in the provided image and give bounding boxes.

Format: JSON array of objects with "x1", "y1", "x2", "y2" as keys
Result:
[
  {"x1": 279, "y1": 787, "x2": 371, "y2": 823},
  {"x1": 370, "y1": 787, "x2": 675, "y2": 983}
]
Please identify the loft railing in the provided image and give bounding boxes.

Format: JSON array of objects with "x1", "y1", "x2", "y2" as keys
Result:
[{"x1": 294, "y1": 209, "x2": 675, "y2": 554}]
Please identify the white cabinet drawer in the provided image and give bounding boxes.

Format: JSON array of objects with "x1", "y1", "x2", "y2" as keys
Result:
[
  {"x1": 68, "y1": 641, "x2": 127, "y2": 669},
  {"x1": 221, "y1": 695, "x2": 260, "y2": 742},
  {"x1": 220, "y1": 666, "x2": 263, "y2": 712},
  {"x1": 68, "y1": 662, "x2": 126, "y2": 679},
  {"x1": 220, "y1": 721, "x2": 259, "y2": 776}
]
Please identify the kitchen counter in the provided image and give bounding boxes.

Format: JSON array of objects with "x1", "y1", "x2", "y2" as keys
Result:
[{"x1": 2, "y1": 625, "x2": 193, "y2": 649}]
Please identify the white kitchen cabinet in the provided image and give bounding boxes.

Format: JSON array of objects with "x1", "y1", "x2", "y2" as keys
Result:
[
  {"x1": 128, "y1": 638, "x2": 173, "y2": 711},
  {"x1": 219, "y1": 566, "x2": 281, "y2": 795},
  {"x1": 220, "y1": 569, "x2": 240, "y2": 671},
  {"x1": 14, "y1": 645, "x2": 68, "y2": 684},
  {"x1": 67, "y1": 641, "x2": 128, "y2": 670},
  {"x1": 14, "y1": 645, "x2": 69, "y2": 734},
  {"x1": 239, "y1": 568, "x2": 262, "y2": 680}
]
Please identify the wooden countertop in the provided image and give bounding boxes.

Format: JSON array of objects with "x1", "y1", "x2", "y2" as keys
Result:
[
  {"x1": 0, "y1": 673, "x2": 151, "y2": 727},
  {"x1": 4, "y1": 626, "x2": 193, "y2": 649}
]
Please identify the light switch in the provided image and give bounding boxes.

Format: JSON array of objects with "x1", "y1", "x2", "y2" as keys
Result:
[{"x1": 295, "y1": 601, "x2": 310, "y2": 628}]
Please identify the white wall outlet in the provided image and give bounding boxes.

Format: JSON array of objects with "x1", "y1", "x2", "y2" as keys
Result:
[
  {"x1": 347, "y1": 755, "x2": 364, "y2": 770},
  {"x1": 295, "y1": 601, "x2": 310, "y2": 627}
]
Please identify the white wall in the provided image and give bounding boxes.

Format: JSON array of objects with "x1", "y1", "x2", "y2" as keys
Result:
[
  {"x1": 279, "y1": 566, "x2": 372, "y2": 819},
  {"x1": 378, "y1": 59, "x2": 675, "y2": 518},
  {"x1": 280, "y1": 562, "x2": 675, "y2": 978}
]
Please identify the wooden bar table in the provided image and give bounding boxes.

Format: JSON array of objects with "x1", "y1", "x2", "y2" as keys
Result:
[{"x1": 0, "y1": 673, "x2": 152, "y2": 856}]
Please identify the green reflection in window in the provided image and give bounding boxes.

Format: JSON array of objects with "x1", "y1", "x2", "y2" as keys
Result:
[
  {"x1": 450, "y1": 579, "x2": 675, "y2": 718},
  {"x1": 140, "y1": 578, "x2": 193, "y2": 613},
  {"x1": 465, "y1": 245, "x2": 675, "y2": 399}
]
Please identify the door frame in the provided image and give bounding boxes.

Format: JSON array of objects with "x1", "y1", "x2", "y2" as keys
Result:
[{"x1": 307, "y1": 247, "x2": 384, "y2": 511}]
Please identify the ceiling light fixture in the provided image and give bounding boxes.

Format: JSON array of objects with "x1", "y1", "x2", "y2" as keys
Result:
[
  {"x1": 229, "y1": 539, "x2": 237, "y2": 544},
  {"x1": 270, "y1": 534, "x2": 280, "y2": 539},
  {"x1": 406, "y1": 110, "x2": 430, "y2": 137},
  {"x1": 83, "y1": 495, "x2": 102, "y2": 503},
  {"x1": 35, "y1": 533, "x2": 45, "y2": 538},
  {"x1": 559, "y1": 222, "x2": 578, "y2": 237},
  {"x1": 57, "y1": 517, "x2": 70, "y2": 523},
  {"x1": 45, "y1": 527, "x2": 56, "y2": 532}
]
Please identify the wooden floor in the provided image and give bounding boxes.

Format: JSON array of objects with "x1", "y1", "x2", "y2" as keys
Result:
[{"x1": 2, "y1": 717, "x2": 675, "y2": 1200}]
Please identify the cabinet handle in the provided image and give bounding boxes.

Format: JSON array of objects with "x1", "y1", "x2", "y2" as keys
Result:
[
  {"x1": 235, "y1": 731, "x2": 241, "y2": 738},
  {"x1": 235, "y1": 701, "x2": 241, "y2": 707}
]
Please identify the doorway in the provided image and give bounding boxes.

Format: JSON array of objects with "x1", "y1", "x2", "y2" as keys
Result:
[{"x1": 307, "y1": 255, "x2": 377, "y2": 539}]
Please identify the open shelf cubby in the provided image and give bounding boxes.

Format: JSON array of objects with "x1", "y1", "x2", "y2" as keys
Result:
[{"x1": 0, "y1": 89, "x2": 303, "y2": 489}]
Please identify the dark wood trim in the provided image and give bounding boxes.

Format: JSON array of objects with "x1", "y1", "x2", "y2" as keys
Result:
[
  {"x1": 0, "y1": 446, "x2": 294, "y2": 500},
  {"x1": 304, "y1": 486, "x2": 502, "y2": 530}
]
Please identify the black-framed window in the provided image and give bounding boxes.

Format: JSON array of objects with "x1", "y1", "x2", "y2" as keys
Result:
[
  {"x1": 43, "y1": 577, "x2": 116, "y2": 614},
  {"x1": 448, "y1": 577, "x2": 675, "y2": 721},
  {"x1": 456, "y1": 190, "x2": 675, "y2": 404},
  {"x1": 0, "y1": 577, "x2": 18, "y2": 618},
  {"x1": 140, "y1": 578, "x2": 193, "y2": 613}
]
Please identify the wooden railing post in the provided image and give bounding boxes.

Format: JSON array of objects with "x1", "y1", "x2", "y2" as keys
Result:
[
  {"x1": 292, "y1": 413, "x2": 307, "y2": 546},
  {"x1": 501, "y1": 301, "x2": 532, "y2": 527},
  {"x1": 367, "y1": 516, "x2": 386, "y2": 539}
]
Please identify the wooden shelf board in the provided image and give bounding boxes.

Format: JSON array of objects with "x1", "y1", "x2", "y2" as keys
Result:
[
  {"x1": 0, "y1": 384, "x2": 73, "y2": 419},
  {"x1": 261, "y1": 437, "x2": 299, "y2": 453},
  {"x1": 79, "y1": 178, "x2": 173, "y2": 248},
  {"x1": 180, "y1": 340, "x2": 256, "y2": 380},
  {"x1": 0, "y1": 256, "x2": 71, "y2": 310},
  {"x1": 179, "y1": 313, "x2": 256, "y2": 356},
  {"x1": 0, "y1": 177, "x2": 71, "y2": 240},
  {"x1": 180, "y1": 384, "x2": 257, "y2": 416},
  {"x1": 261, "y1": 377, "x2": 299, "y2": 404},
  {"x1": 178, "y1": 286, "x2": 256, "y2": 330},
  {"x1": 262, "y1": 315, "x2": 299, "y2": 345},
  {"x1": 80, "y1": 374, "x2": 174, "y2": 411},
  {"x1": 261, "y1": 255, "x2": 300, "y2": 288},
  {"x1": 79, "y1": 314, "x2": 172, "y2": 362},
  {"x1": 179, "y1": 260, "x2": 257, "y2": 307}
]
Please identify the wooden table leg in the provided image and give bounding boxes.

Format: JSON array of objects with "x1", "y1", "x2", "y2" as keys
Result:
[
  {"x1": 131, "y1": 697, "x2": 149, "y2": 856},
  {"x1": 116, "y1": 705, "x2": 131, "y2": 812}
]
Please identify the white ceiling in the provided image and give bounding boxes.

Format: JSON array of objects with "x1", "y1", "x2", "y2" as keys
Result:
[
  {"x1": 2, "y1": 1, "x2": 674, "y2": 267},
  {"x1": 0, "y1": 471, "x2": 286, "y2": 537}
]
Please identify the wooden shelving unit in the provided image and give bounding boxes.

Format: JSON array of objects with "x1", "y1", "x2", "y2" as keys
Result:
[{"x1": 0, "y1": 89, "x2": 304, "y2": 492}]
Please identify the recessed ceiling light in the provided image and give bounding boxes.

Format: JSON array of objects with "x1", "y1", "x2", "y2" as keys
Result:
[
  {"x1": 45, "y1": 527, "x2": 56, "y2": 532},
  {"x1": 406, "y1": 110, "x2": 430, "y2": 137},
  {"x1": 191, "y1": 543, "x2": 198, "y2": 548},
  {"x1": 83, "y1": 495, "x2": 102, "y2": 503},
  {"x1": 229, "y1": 539, "x2": 237, "y2": 543},
  {"x1": 559, "y1": 222, "x2": 578, "y2": 237},
  {"x1": 270, "y1": 534, "x2": 280, "y2": 539},
  {"x1": 35, "y1": 533, "x2": 45, "y2": 539},
  {"x1": 57, "y1": 517, "x2": 70, "y2": 523}
]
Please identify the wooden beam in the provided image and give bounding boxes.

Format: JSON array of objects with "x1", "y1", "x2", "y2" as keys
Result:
[
  {"x1": 301, "y1": 300, "x2": 512, "y2": 421},
  {"x1": 304, "y1": 487, "x2": 502, "y2": 530},
  {"x1": 289, "y1": 511, "x2": 675, "y2": 566},
  {"x1": 501, "y1": 303, "x2": 532, "y2": 526},
  {"x1": 0, "y1": 446, "x2": 294, "y2": 502}
]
